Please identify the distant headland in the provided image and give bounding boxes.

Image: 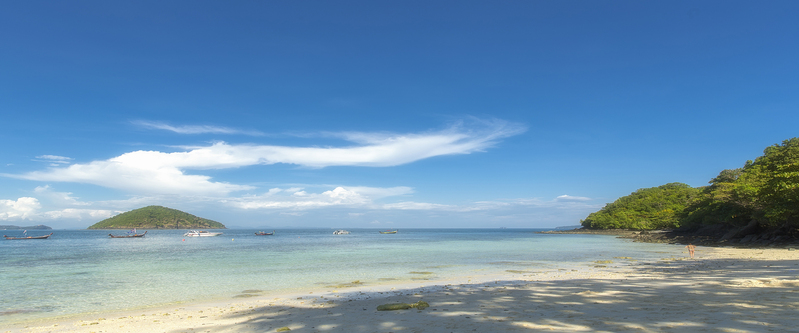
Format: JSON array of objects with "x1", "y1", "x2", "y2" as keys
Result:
[
  {"x1": 0, "y1": 224, "x2": 52, "y2": 230},
  {"x1": 87, "y1": 205, "x2": 226, "y2": 229}
]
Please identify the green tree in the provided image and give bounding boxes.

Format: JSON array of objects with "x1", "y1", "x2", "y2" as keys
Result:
[
  {"x1": 673, "y1": 138, "x2": 799, "y2": 230},
  {"x1": 749, "y1": 138, "x2": 799, "y2": 225},
  {"x1": 586, "y1": 137, "x2": 799, "y2": 232},
  {"x1": 581, "y1": 183, "x2": 699, "y2": 230},
  {"x1": 680, "y1": 168, "x2": 752, "y2": 228}
]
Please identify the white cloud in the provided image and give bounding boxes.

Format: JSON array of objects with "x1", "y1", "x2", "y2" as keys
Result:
[
  {"x1": 133, "y1": 120, "x2": 265, "y2": 136},
  {"x1": 280, "y1": 212, "x2": 305, "y2": 216},
  {"x1": 381, "y1": 201, "x2": 456, "y2": 210},
  {"x1": 17, "y1": 154, "x2": 253, "y2": 195},
  {"x1": 40, "y1": 208, "x2": 118, "y2": 221},
  {"x1": 345, "y1": 186, "x2": 413, "y2": 199},
  {"x1": 229, "y1": 186, "x2": 397, "y2": 210},
  {"x1": 555, "y1": 194, "x2": 591, "y2": 202},
  {"x1": 0, "y1": 197, "x2": 41, "y2": 220},
  {"x1": 34, "y1": 185, "x2": 91, "y2": 206},
  {"x1": 11, "y1": 120, "x2": 524, "y2": 196},
  {"x1": 0, "y1": 189, "x2": 123, "y2": 222},
  {"x1": 379, "y1": 195, "x2": 601, "y2": 213}
]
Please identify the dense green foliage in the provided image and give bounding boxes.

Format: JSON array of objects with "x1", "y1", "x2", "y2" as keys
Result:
[
  {"x1": 581, "y1": 183, "x2": 700, "y2": 230},
  {"x1": 88, "y1": 206, "x2": 226, "y2": 229},
  {"x1": 581, "y1": 138, "x2": 799, "y2": 230},
  {"x1": 682, "y1": 138, "x2": 799, "y2": 229}
]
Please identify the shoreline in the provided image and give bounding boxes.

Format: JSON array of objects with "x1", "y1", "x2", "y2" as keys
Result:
[
  {"x1": 6, "y1": 246, "x2": 799, "y2": 332},
  {"x1": 540, "y1": 227, "x2": 799, "y2": 248}
]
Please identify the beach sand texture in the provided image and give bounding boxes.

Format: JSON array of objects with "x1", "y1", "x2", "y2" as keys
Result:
[{"x1": 5, "y1": 247, "x2": 799, "y2": 333}]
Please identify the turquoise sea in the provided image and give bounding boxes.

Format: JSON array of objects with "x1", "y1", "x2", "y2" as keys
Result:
[{"x1": 0, "y1": 228, "x2": 681, "y2": 325}]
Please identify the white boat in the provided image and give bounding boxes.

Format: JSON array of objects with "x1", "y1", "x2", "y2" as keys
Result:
[
  {"x1": 184, "y1": 230, "x2": 223, "y2": 237},
  {"x1": 333, "y1": 229, "x2": 350, "y2": 235}
]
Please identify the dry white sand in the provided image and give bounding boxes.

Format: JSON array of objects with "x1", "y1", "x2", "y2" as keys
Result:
[{"x1": 5, "y1": 246, "x2": 799, "y2": 333}]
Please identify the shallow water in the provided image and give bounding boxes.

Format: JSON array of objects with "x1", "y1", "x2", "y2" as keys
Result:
[{"x1": 0, "y1": 228, "x2": 680, "y2": 324}]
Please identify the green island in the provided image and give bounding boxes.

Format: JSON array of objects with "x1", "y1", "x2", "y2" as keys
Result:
[
  {"x1": 88, "y1": 205, "x2": 226, "y2": 229},
  {"x1": 578, "y1": 137, "x2": 799, "y2": 245}
]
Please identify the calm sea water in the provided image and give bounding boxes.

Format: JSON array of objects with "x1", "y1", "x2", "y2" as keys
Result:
[{"x1": 0, "y1": 228, "x2": 680, "y2": 324}]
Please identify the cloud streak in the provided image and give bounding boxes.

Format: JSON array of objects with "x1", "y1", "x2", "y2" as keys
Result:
[
  {"x1": 11, "y1": 120, "x2": 525, "y2": 195},
  {"x1": 133, "y1": 120, "x2": 265, "y2": 136},
  {"x1": 227, "y1": 186, "x2": 414, "y2": 210},
  {"x1": 34, "y1": 155, "x2": 73, "y2": 166}
]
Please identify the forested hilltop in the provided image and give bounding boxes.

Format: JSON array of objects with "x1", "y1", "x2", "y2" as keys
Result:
[
  {"x1": 88, "y1": 206, "x2": 226, "y2": 229},
  {"x1": 581, "y1": 138, "x2": 799, "y2": 244}
]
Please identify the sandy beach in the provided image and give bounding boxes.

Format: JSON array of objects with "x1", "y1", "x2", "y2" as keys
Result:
[{"x1": 5, "y1": 246, "x2": 799, "y2": 333}]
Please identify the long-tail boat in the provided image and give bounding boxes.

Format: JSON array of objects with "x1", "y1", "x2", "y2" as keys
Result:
[
  {"x1": 379, "y1": 230, "x2": 398, "y2": 234},
  {"x1": 108, "y1": 230, "x2": 147, "y2": 238},
  {"x1": 254, "y1": 231, "x2": 275, "y2": 236},
  {"x1": 4, "y1": 233, "x2": 53, "y2": 240}
]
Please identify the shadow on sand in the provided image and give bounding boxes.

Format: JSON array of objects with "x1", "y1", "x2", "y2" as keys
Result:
[{"x1": 166, "y1": 257, "x2": 799, "y2": 332}]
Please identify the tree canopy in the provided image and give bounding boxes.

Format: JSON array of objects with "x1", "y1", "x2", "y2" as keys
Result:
[
  {"x1": 581, "y1": 183, "x2": 700, "y2": 230},
  {"x1": 582, "y1": 138, "x2": 799, "y2": 230},
  {"x1": 682, "y1": 137, "x2": 799, "y2": 229}
]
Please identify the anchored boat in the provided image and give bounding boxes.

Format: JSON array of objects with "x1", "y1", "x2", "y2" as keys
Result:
[
  {"x1": 109, "y1": 230, "x2": 147, "y2": 238},
  {"x1": 184, "y1": 230, "x2": 223, "y2": 237},
  {"x1": 4, "y1": 232, "x2": 53, "y2": 240}
]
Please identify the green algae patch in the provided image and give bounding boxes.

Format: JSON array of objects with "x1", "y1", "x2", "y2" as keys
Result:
[
  {"x1": 594, "y1": 260, "x2": 613, "y2": 264},
  {"x1": 409, "y1": 271, "x2": 434, "y2": 275},
  {"x1": 377, "y1": 301, "x2": 430, "y2": 311},
  {"x1": 234, "y1": 289, "x2": 264, "y2": 298}
]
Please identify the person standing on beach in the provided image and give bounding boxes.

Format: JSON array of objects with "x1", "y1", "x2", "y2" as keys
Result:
[{"x1": 685, "y1": 243, "x2": 696, "y2": 259}]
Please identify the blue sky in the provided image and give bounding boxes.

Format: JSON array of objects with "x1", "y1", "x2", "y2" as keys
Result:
[{"x1": 2, "y1": 1, "x2": 798, "y2": 229}]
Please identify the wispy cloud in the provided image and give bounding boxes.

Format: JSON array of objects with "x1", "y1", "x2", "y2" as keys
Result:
[
  {"x1": 11, "y1": 120, "x2": 525, "y2": 195},
  {"x1": 555, "y1": 195, "x2": 591, "y2": 202},
  {"x1": 133, "y1": 120, "x2": 265, "y2": 136},
  {"x1": 227, "y1": 186, "x2": 413, "y2": 210},
  {"x1": 380, "y1": 195, "x2": 600, "y2": 212},
  {"x1": 34, "y1": 155, "x2": 73, "y2": 166}
]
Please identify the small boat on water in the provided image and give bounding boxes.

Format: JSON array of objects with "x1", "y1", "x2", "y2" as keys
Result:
[
  {"x1": 184, "y1": 230, "x2": 223, "y2": 237},
  {"x1": 333, "y1": 229, "x2": 350, "y2": 235},
  {"x1": 4, "y1": 232, "x2": 53, "y2": 240},
  {"x1": 379, "y1": 230, "x2": 398, "y2": 234},
  {"x1": 254, "y1": 231, "x2": 275, "y2": 236},
  {"x1": 109, "y1": 230, "x2": 147, "y2": 238}
]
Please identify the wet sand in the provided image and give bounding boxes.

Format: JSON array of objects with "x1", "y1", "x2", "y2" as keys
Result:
[{"x1": 5, "y1": 246, "x2": 799, "y2": 333}]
